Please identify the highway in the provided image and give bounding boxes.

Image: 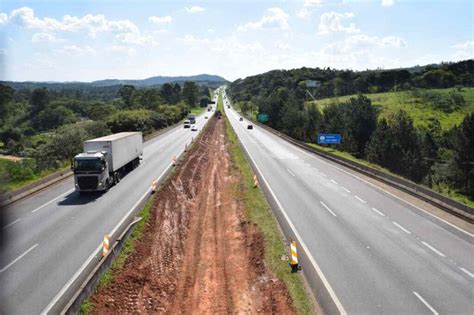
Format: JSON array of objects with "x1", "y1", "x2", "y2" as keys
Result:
[
  {"x1": 0, "y1": 108, "x2": 213, "y2": 314},
  {"x1": 223, "y1": 90, "x2": 474, "y2": 314}
]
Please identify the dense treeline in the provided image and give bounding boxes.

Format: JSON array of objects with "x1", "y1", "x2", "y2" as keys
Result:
[
  {"x1": 0, "y1": 81, "x2": 210, "y2": 190},
  {"x1": 229, "y1": 60, "x2": 474, "y2": 201},
  {"x1": 231, "y1": 60, "x2": 473, "y2": 101}
]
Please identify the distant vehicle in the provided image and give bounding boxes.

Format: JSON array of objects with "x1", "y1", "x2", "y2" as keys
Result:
[
  {"x1": 183, "y1": 120, "x2": 191, "y2": 128},
  {"x1": 227, "y1": 105, "x2": 230, "y2": 109},
  {"x1": 205, "y1": 116, "x2": 208, "y2": 119},
  {"x1": 239, "y1": 117, "x2": 243, "y2": 121},
  {"x1": 191, "y1": 125, "x2": 198, "y2": 131},
  {"x1": 72, "y1": 132, "x2": 143, "y2": 193},
  {"x1": 247, "y1": 124, "x2": 253, "y2": 130},
  {"x1": 188, "y1": 114, "x2": 196, "y2": 124}
]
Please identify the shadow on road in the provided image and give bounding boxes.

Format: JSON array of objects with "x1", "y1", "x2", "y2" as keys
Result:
[{"x1": 58, "y1": 191, "x2": 102, "y2": 206}]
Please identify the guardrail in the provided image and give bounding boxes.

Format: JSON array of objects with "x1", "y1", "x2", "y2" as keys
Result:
[{"x1": 245, "y1": 114, "x2": 474, "y2": 223}]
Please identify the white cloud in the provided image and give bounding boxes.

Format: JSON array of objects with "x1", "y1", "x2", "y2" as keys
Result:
[
  {"x1": 115, "y1": 32, "x2": 158, "y2": 46},
  {"x1": 185, "y1": 6, "x2": 205, "y2": 14},
  {"x1": 322, "y1": 34, "x2": 406, "y2": 56},
  {"x1": 31, "y1": 32, "x2": 59, "y2": 43},
  {"x1": 381, "y1": 0, "x2": 395, "y2": 7},
  {"x1": 297, "y1": 0, "x2": 322, "y2": 19},
  {"x1": 148, "y1": 15, "x2": 172, "y2": 24},
  {"x1": 0, "y1": 12, "x2": 7, "y2": 24},
  {"x1": 7, "y1": 7, "x2": 139, "y2": 36},
  {"x1": 107, "y1": 45, "x2": 137, "y2": 56},
  {"x1": 57, "y1": 45, "x2": 96, "y2": 57},
  {"x1": 452, "y1": 40, "x2": 474, "y2": 60},
  {"x1": 318, "y1": 11, "x2": 360, "y2": 35},
  {"x1": 238, "y1": 7, "x2": 289, "y2": 32}
]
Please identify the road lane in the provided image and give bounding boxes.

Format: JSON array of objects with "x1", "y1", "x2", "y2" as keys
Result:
[
  {"x1": 0, "y1": 108, "x2": 212, "y2": 314},
  {"x1": 224, "y1": 91, "x2": 473, "y2": 314}
]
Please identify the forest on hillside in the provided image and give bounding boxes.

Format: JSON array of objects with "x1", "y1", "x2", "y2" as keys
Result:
[
  {"x1": 229, "y1": 60, "x2": 474, "y2": 203},
  {"x1": 0, "y1": 81, "x2": 211, "y2": 192}
]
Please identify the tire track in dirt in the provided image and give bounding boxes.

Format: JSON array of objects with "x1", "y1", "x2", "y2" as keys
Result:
[{"x1": 91, "y1": 116, "x2": 296, "y2": 314}]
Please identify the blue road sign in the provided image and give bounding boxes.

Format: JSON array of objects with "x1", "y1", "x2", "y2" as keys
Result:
[{"x1": 318, "y1": 134, "x2": 341, "y2": 144}]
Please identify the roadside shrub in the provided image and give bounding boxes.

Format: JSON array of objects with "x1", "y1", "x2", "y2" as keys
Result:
[{"x1": 6, "y1": 159, "x2": 36, "y2": 181}]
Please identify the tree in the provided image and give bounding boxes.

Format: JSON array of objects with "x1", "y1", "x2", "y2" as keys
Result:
[
  {"x1": 30, "y1": 88, "x2": 49, "y2": 115},
  {"x1": 35, "y1": 124, "x2": 89, "y2": 169},
  {"x1": 107, "y1": 109, "x2": 154, "y2": 133},
  {"x1": 182, "y1": 81, "x2": 199, "y2": 107},
  {"x1": 160, "y1": 83, "x2": 174, "y2": 104},
  {"x1": 366, "y1": 110, "x2": 424, "y2": 181},
  {"x1": 118, "y1": 85, "x2": 136, "y2": 108},
  {"x1": 0, "y1": 84, "x2": 14, "y2": 123},
  {"x1": 451, "y1": 112, "x2": 474, "y2": 197},
  {"x1": 172, "y1": 83, "x2": 181, "y2": 104}
]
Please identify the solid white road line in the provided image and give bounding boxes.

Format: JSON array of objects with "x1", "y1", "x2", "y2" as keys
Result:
[
  {"x1": 354, "y1": 195, "x2": 366, "y2": 203},
  {"x1": 460, "y1": 267, "x2": 474, "y2": 278},
  {"x1": 321, "y1": 172, "x2": 327, "y2": 177},
  {"x1": 0, "y1": 244, "x2": 38, "y2": 273},
  {"x1": 330, "y1": 179, "x2": 338, "y2": 184},
  {"x1": 413, "y1": 291, "x2": 439, "y2": 315},
  {"x1": 342, "y1": 186, "x2": 351, "y2": 193},
  {"x1": 226, "y1": 111, "x2": 347, "y2": 314},
  {"x1": 421, "y1": 241, "x2": 446, "y2": 257},
  {"x1": 320, "y1": 201, "x2": 337, "y2": 217},
  {"x1": 31, "y1": 189, "x2": 74, "y2": 213},
  {"x1": 287, "y1": 168, "x2": 296, "y2": 177},
  {"x1": 1, "y1": 218, "x2": 21, "y2": 229},
  {"x1": 293, "y1": 145, "x2": 473, "y2": 238},
  {"x1": 392, "y1": 221, "x2": 411, "y2": 234},
  {"x1": 371, "y1": 207, "x2": 385, "y2": 217}
]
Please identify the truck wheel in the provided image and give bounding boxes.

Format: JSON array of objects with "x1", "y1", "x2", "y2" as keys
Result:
[{"x1": 115, "y1": 172, "x2": 121, "y2": 183}]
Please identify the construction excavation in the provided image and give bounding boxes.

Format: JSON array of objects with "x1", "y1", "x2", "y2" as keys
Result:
[{"x1": 89, "y1": 115, "x2": 297, "y2": 313}]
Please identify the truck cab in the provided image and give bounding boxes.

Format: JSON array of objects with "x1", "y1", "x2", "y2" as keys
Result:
[{"x1": 73, "y1": 151, "x2": 110, "y2": 192}]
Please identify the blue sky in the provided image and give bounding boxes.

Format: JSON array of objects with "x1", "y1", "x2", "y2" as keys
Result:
[{"x1": 0, "y1": 0, "x2": 472, "y2": 82}]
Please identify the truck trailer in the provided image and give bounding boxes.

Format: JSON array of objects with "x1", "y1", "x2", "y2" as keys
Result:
[{"x1": 72, "y1": 132, "x2": 143, "y2": 193}]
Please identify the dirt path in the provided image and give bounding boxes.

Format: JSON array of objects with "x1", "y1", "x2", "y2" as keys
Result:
[{"x1": 91, "y1": 117, "x2": 296, "y2": 314}]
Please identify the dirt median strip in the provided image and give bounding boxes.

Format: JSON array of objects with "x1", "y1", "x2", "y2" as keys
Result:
[{"x1": 86, "y1": 115, "x2": 298, "y2": 314}]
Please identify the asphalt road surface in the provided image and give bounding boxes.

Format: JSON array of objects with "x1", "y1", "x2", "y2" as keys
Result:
[
  {"x1": 0, "y1": 108, "x2": 212, "y2": 314},
  {"x1": 223, "y1": 90, "x2": 473, "y2": 315}
]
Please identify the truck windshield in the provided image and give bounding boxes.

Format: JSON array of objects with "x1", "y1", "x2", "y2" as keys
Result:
[{"x1": 74, "y1": 158, "x2": 102, "y2": 171}]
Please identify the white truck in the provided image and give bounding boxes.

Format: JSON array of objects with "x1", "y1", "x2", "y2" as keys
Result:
[{"x1": 72, "y1": 132, "x2": 143, "y2": 193}]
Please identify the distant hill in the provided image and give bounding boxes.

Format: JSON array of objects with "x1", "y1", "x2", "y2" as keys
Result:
[
  {"x1": 92, "y1": 74, "x2": 228, "y2": 86},
  {"x1": 1, "y1": 74, "x2": 228, "y2": 92}
]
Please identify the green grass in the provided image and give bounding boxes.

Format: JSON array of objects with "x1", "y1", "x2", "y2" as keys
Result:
[
  {"x1": 221, "y1": 92, "x2": 313, "y2": 314},
  {"x1": 79, "y1": 193, "x2": 155, "y2": 314},
  {"x1": 309, "y1": 88, "x2": 474, "y2": 130},
  {"x1": 190, "y1": 106, "x2": 207, "y2": 116},
  {"x1": 0, "y1": 159, "x2": 69, "y2": 193}
]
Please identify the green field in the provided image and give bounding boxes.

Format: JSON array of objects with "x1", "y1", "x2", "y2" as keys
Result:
[{"x1": 309, "y1": 88, "x2": 474, "y2": 130}]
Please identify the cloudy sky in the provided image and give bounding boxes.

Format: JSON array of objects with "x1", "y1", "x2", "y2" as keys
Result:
[{"x1": 0, "y1": 0, "x2": 472, "y2": 82}]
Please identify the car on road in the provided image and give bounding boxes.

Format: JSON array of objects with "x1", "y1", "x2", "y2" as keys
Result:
[
  {"x1": 205, "y1": 116, "x2": 208, "y2": 119},
  {"x1": 183, "y1": 120, "x2": 191, "y2": 128},
  {"x1": 239, "y1": 117, "x2": 243, "y2": 121},
  {"x1": 247, "y1": 124, "x2": 253, "y2": 130},
  {"x1": 191, "y1": 125, "x2": 198, "y2": 131}
]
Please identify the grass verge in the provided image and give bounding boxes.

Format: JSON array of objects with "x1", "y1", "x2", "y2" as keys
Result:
[{"x1": 221, "y1": 92, "x2": 314, "y2": 314}]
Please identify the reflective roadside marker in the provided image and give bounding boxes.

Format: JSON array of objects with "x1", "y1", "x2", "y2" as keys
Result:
[
  {"x1": 290, "y1": 240, "x2": 299, "y2": 273},
  {"x1": 184, "y1": 143, "x2": 188, "y2": 152},
  {"x1": 172, "y1": 157, "x2": 177, "y2": 166},
  {"x1": 151, "y1": 179, "x2": 158, "y2": 194},
  {"x1": 253, "y1": 174, "x2": 259, "y2": 188},
  {"x1": 102, "y1": 235, "x2": 111, "y2": 257}
]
